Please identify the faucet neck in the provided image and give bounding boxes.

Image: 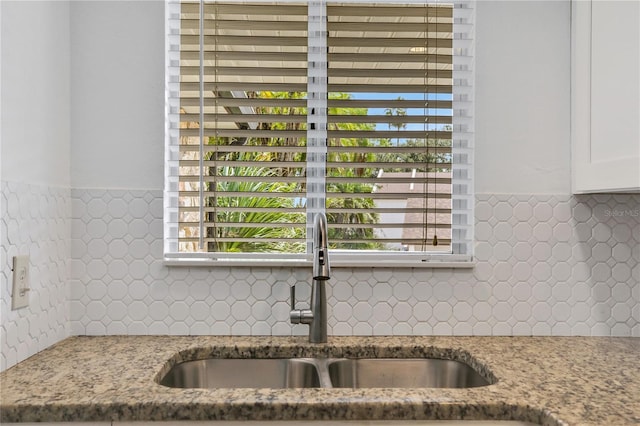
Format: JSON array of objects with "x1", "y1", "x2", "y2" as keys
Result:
[
  {"x1": 308, "y1": 278, "x2": 328, "y2": 343},
  {"x1": 313, "y1": 213, "x2": 330, "y2": 280}
]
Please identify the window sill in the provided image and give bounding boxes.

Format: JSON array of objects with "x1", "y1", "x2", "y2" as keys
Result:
[{"x1": 163, "y1": 254, "x2": 474, "y2": 269}]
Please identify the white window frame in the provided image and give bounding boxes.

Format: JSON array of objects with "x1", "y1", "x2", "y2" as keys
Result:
[{"x1": 164, "y1": 0, "x2": 475, "y2": 268}]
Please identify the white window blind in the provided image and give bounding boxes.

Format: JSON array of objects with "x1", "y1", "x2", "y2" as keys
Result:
[{"x1": 164, "y1": 0, "x2": 474, "y2": 265}]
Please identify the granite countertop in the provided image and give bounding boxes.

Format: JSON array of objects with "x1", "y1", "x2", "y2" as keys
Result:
[{"x1": 0, "y1": 336, "x2": 639, "y2": 425}]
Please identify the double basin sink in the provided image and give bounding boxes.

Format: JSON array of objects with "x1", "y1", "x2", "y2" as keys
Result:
[{"x1": 159, "y1": 357, "x2": 493, "y2": 389}]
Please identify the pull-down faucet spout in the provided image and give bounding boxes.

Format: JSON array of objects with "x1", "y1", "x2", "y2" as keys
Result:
[
  {"x1": 290, "y1": 213, "x2": 330, "y2": 343},
  {"x1": 313, "y1": 212, "x2": 330, "y2": 280}
]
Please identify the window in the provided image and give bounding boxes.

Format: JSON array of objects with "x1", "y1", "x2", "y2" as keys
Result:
[{"x1": 165, "y1": 0, "x2": 474, "y2": 266}]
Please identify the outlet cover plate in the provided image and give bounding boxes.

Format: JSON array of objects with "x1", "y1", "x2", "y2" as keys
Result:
[{"x1": 11, "y1": 255, "x2": 30, "y2": 310}]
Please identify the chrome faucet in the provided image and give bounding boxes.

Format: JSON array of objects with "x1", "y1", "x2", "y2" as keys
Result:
[{"x1": 290, "y1": 212, "x2": 330, "y2": 343}]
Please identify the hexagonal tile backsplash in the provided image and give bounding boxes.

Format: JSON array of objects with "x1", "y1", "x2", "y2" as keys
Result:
[
  {"x1": 2, "y1": 183, "x2": 640, "y2": 371},
  {"x1": 1, "y1": 181, "x2": 70, "y2": 371},
  {"x1": 69, "y1": 189, "x2": 639, "y2": 338}
]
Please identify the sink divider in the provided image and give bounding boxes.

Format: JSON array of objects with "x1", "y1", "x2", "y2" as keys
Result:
[{"x1": 302, "y1": 358, "x2": 335, "y2": 389}]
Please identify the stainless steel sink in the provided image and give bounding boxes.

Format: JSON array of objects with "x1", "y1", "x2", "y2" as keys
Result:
[
  {"x1": 327, "y1": 358, "x2": 490, "y2": 388},
  {"x1": 159, "y1": 358, "x2": 321, "y2": 389},
  {"x1": 158, "y1": 356, "x2": 493, "y2": 389}
]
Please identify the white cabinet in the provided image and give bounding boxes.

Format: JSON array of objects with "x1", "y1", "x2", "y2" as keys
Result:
[{"x1": 571, "y1": 0, "x2": 640, "y2": 193}]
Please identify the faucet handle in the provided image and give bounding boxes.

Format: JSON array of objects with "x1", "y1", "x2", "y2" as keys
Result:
[
  {"x1": 289, "y1": 284, "x2": 313, "y2": 325},
  {"x1": 290, "y1": 285, "x2": 300, "y2": 323}
]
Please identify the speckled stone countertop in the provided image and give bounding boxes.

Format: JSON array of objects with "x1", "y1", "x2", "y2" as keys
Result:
[{"x1": 0, "y1": 336, "x2": 639, "y2": 425}]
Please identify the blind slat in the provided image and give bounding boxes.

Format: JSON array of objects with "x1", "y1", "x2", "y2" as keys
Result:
[
  {"x1": 179, "y1": 160, "x2": 453, "y2": 169},
  {"x1": 179, "y1": 206, "x2": 451, "y2": 215},
  {"x1": 180, "y1": 97, "x2": 453, "y2": 109},
  {"x1": 182, "y1": 35, "x2": 308, "y2": 47},
  {"x1": 180, "y1": 82, "x2": 451, "y2": 92},
  {"x1": 178, "y1": 129, "x2": 452, "y2": 139},
  {"x1": 180, "y1": 67, "x2": 452, "y2": 79},
  {"x1": 181, "y1": 19, "x2": 308, "y2": 31},
  {"x1": 326, "y1": 5, "x2": 452, "y2": 17},
  {"x1": 179, "y1": 191, "x2": 452, "y2": 200},
  {"x1": 182, "y1": 222, "x2": 452, "y2": 230},
  {"x1": 329, "y1": 37, "x2": 452, "y2": 49},
  {"x1": 179, "y1": 237, "x2": 451, "y2": 245},
  {"x1": 180, "y1": 114, "x2": 452, "y2": 125},
  {"x1": 180, "y1": 176, "x2": 453, "y2": 185},
  {"x1": 180, "y1": 50, "x2": 453, "y2": 64},
  {"x1": 178, "y1": 145, "x2": 452, "y2": 154}
]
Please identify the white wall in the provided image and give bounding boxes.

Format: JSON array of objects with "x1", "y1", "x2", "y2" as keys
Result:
[
  {"x1": 69, "y1": 1, "x2": 572, "y2": 195},
  {"x1": 70, "y1": 1, "x2": 164, "y2": 190},
  {"x1": 1, "y1": 1, "x2": 71, "y2": 187}
]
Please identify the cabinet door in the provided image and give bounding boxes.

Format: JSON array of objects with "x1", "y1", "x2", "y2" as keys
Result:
[{"x1": 572, "y1": 0, "x2": 640, "y2": 193}]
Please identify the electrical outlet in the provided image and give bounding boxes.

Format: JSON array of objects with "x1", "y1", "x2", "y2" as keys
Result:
[{"x1": 11, "y1": 255, "x2": 30, "y2": 310}]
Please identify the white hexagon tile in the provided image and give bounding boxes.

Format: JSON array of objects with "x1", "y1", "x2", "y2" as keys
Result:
[
  {"x1": 1, "y1": 181, "x2": 71, "y2": 372},
  {"x1": 67, "y1": 190, "x2": 639, "y2": 339}
]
